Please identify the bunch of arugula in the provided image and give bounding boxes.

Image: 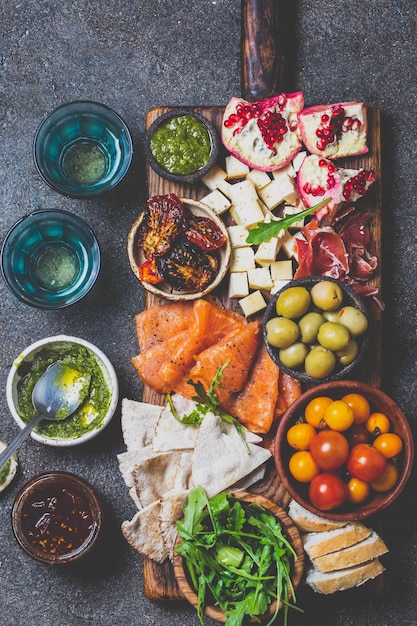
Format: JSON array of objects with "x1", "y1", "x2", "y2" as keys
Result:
[
  {"x1": 167, "y1": 361, "x2": 249, "y2": 453},
  {"x1": 176, "y1": 486, "x2": 301, "y2": 626}
]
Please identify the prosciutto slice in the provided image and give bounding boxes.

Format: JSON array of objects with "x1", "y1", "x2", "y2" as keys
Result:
[{"x1": 294, "y1": 227, "x2": 349, "y2": 279}]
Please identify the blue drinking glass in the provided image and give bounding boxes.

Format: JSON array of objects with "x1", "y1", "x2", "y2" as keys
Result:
[
  {"x1": 33, "y1": 101, "x2": 133, "y2": 198},
  {"x1": 1, "y1": 209, "x2": 101, "y2": 309}
]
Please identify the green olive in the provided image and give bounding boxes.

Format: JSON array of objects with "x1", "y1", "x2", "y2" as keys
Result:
[
  {"x1": 317, "y1": 321, "x2": 350, "y2": 351},
  {"x1": 298, "y1": 311, "x2": 325, "y2": 344},
  {"x1": 322, "y1": 310, "x2": 340, "y2": 323},
  {"x1": 337, "y1": 306, "x2": 368, "y2": 336},
  {"x1": 266, "y1": 317, "x2": 299, "y2": 349},
  {"x1": 276, "y1": 286, "x2": 311, "y2": 320},
  {"x1": 279, "y1": 342, "x2": 308, "y2": 369},
  {"x1": 337, "y1": 339, "x2": 359, "y2": 365},
  {"x1": 310, "y1": 280, "x2": 344, "y2": 311},
  {"x1": 305, "y1": 346, "x2": 336, "y2": 378}
]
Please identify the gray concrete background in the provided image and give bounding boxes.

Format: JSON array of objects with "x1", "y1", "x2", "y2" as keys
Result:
[{"x1": 1, "y1": 1, "x2": 416, "y2": 625}]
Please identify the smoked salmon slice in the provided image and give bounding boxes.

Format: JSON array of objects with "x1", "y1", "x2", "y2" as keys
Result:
[
  {"x1": 224, "y1": 344, "x2": 280, "y2": 435},
  {"x1": 135, "y1": 302, "x2": 194, "y2": 352},
  {"x1": 187, "y1": 320, "x2": 261, "y2": 404}
]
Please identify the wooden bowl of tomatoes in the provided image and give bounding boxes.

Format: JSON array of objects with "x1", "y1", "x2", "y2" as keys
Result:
[
  {"x1": 127, "y1": 194, "x2": 231, "y2": 301},
  {"x1": 274, "y1": 380, "x2": 414, "y2": 520}
]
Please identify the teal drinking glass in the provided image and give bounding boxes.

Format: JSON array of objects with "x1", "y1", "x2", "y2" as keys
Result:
[
  {"x1": 33, "y1": 101, "x2": 133, "y2": 198},
  {"x1": 1, "y1": 209, "x2": 101, "y2": 309}
]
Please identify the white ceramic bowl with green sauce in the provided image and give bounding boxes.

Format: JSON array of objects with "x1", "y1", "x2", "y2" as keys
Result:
[{"x1": 6, "y1": 335, "x2": 119, "y2": 447}]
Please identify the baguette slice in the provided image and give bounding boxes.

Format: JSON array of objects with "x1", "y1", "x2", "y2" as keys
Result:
[
  {"x1": 303, "y1": 522, "x2": 372, "y2": 560},
  {"x1": 306, "y1": 559, "x2": 385, "y2": 594},
  {"x1": 312, "y1": 530, "x2": 388, "y2": 573},
  {"x1": 288, "y1": 500, "x2": 348, "y2": 533}
]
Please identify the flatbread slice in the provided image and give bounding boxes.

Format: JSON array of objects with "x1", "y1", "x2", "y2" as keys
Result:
[
  {"x1": 121, "y1": 501, "x2": 168, "y2": 563},
  {"x1": 132, "y1": 449, "x2": 193, "y2": 508},
  {"x1": 192, "y1": 412, "x2": 271, "y2": 498},
  {"x1": 159, "y1": 489, "x2": 190, "y2": 560},
  {"x1": 121, "y1": 398, "x2": 162, "y2": 451},
  {"x1": 229, "y1": 463, "x2": 266, "y2": 491},
  {"x1": 152, "y1": 395, "x2": 200, "y2": 452}
]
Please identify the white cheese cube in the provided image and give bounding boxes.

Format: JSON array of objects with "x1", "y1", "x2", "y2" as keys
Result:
[
  {"x1": 270, "y1": 259, "x2": 293, "y2": 281},
  {"x1": 228, "y1": 272, "x2": 249, "y2": 298},
  {"x1": 292, "y1": 150, "x2": 308, "y2": 173},
  {"x1": 229, "y1": 179, "x2": 259, "y2": 206},
  {"x1": 247, "y1": 267, "x2": 273, "y2": 291},
  {"x1": 200, "y1": 189, "x2": 231, "y2": 215},
  {"x1": 217, "y1": 179, "x2": 234, "y2": 200},
  {"x1": 254, "y1": 237, "x2": 280, "y2": 265},
  {"x1": 283, "y1": 205, "x2": 305, "y2": 228},
  {"x1": 280, "y1": 231, "x2": 307, "y2": 262},
  {"x1": 271, "y1": 279, "x2": 292, "y2": 294},
  {"x1": 272, "y1": 162, "x2": 296, "y2": 179},
  {"x1": 227, "y1": 224, "x2": 250, "y2": 248},
  {"x1": 201, "y1": 164, "x2": 227, "y2": 190},
  {"x1": 229, "y1": 247, "x2": 256, "y2": 272},
  {"x1": 233, "y1": 200, "x2": 264, "y2": 228},
  {"x1": 246, "y1": 169, "x2": 271, "y2": 190},
  {"x1": 225, "y1": 155, "x2": 250, "y2": 179},
  {"x1": 258, "y1": 176, "x2": 299, "y2": 210},
  {"x1": 239, "y1": 290, "x2": 267, "y2": 317}
]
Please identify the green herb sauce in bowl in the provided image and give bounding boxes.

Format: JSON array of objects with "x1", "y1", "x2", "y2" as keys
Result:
[{"x1": 7, "y1": 336, "x2": 118, "y2": 447}]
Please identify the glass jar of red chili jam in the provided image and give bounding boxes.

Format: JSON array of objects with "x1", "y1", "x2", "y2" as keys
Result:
[{"x1": 12, "y1": 472, "x2": 103, "y2": 564}]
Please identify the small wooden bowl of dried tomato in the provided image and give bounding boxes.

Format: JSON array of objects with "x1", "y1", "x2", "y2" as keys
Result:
[{"x1": 127, "y1": 194, "x2": 231, "y2": 300}]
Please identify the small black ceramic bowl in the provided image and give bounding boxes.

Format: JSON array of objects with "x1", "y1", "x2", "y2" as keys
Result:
[
  {"x1": 145, "y1": 108, "x2": 219, "y2": 184},
  {"x1": 263, "y1": 276, "x2": 369, "y2": 384}
]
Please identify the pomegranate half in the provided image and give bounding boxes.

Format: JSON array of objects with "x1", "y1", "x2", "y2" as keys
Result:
[
  {"x1": 297, "y1": 154, "x2": 376, "y2": 220},
  {"x1": 297, "y1": 101, "x2": 369, "y2": 160},
  {"x1": 221, "y1": 92, "x2": 304, "y2": 172}
]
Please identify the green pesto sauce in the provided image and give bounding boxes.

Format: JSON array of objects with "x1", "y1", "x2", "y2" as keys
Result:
[
  {"x1": 0, "y1": 460, "x2": 11, "y2": 485},
  {"x1": 150, "y1": 114, "x2": 212, "y2": 176},
  {"x1": 16, "y1": 344, "x2": 111, "y2": 439}
]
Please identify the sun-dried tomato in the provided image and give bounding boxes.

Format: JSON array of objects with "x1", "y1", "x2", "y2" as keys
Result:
[
  {"x1": 184, "y1": 213, "x2": 227, "y2": 251},
  {"x1": 156, "y1": 241, "x2": 219, "y2": 292},
  {"x1": 136, "y1": 193, "x2": 186, "y2": 257},
  {"x1": 138, "y1": 256, "x2": 164, "y2": 284}
]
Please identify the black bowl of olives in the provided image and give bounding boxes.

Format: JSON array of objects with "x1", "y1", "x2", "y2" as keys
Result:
[{"x1": 263, "y1": 276, "x2": 370, "y2": 383}]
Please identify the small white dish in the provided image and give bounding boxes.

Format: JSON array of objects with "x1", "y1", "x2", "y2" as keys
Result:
[{"x1": 6, "y1": 335, "x2": 118, "y2": 447}]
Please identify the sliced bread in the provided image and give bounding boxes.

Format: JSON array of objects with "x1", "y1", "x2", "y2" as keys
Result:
[
  {"x1": 306, "y1": 558, "x2": 385, "y2": 594},
  {"x1": 303, "y1": 522, "x2": 372, "y2": 560},
  {"x1": 288, "y1": 499, "x2": 348, "y2": 533},
  {"x1": 311, "y1": 530, "x2": 389, "y2": 573}
]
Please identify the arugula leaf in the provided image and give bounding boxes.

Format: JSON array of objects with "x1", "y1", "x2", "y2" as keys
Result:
[{"x1": 246, "y1": 197, "x2": 331, "y2": 245}]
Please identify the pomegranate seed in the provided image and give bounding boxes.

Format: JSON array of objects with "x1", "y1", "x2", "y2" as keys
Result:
[
  {"x1": 351, "y1": 119, "x2": 361, "y2": 130},
  {"x1": 321, "y1": 114, "x2": 329, "y2": 123}
]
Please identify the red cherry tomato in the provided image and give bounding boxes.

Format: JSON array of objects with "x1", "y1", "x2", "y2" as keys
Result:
[
  {"x1": 348, "y1": 423, "x2": 369, "y2": 446},
  {"x1": 309, "y1": 430, "x2": 349, "y2": 471},
  {"x1": 347, "y1": 443, "x2": 387, "y2": 482},
  {"x1": 309, "y1": 473, "x2": 348, "y2": 511}
]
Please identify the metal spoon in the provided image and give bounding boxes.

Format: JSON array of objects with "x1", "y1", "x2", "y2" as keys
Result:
[{"x1": 0, "y1": 362, "x2": 91, "y2": 471}]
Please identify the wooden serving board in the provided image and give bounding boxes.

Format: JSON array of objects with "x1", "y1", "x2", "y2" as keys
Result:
[{"x1": 141, "y1": 104, "x2": 383, "y2": 602}]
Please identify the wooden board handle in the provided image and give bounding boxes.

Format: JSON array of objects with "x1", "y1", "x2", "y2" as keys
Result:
[{"x1": 241, "y1": 0, "x2": 288, "y2": 100}]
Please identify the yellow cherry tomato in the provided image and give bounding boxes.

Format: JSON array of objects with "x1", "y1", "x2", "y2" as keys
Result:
[
  {"x1": 288, "y1": 451, "x2": 320, "y2": 483},
  {"x1": 323, "y1": 400, "x2": 355, "y2": 432},
  {"x1": 341, "y1": 393, "x2": 371, "y2": 424},
  {"x1": 304, "y1": 396, "x2": 333, "y2": 429},
  {"x1": 366, "y1": 412, "x2": 391, "y2": 436},
  {"x1": 370, "y1": 462, "x2": 399, "y2": 492},
  {"x1": 373, "y1": 433, "x2": 403, "y2": 458},
  {"x1": 286, "y1": 423, "x2": 317, "y2": 450},
  {"x1": 346, "y1": 477, "x2": 371, "y2": 504}
]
